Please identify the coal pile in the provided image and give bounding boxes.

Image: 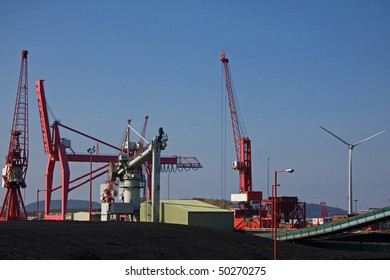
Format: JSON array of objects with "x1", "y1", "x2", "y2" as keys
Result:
[{"x1": 0, "y1": 221, "x2": 388, "y2": 260}]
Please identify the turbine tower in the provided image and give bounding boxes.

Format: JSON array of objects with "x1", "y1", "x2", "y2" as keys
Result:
[{"x1": 319, "y1": 126, "x2": 385, "y2": 215}]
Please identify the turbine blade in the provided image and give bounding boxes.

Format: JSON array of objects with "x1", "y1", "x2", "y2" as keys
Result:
[
  {"x1": 354, "y1": 130, "x2": 385, "y2": 146},
  {"x1": 319, "y1": 126, "x2": 351, "y2": 146}
]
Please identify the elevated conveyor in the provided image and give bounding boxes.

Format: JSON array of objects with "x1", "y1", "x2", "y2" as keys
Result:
[{"x1": 263, "y1": 206, "x2": 390, "y2": 241}]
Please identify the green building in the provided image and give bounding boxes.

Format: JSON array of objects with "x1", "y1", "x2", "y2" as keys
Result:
[{"x1": 140, "y1": 200, "x2": 233, "y2": 231}]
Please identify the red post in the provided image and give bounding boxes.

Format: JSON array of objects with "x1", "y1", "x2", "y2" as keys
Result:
[
  {"x1": 273, "y1": 169, "x2": 294, "y2": 260},
  {"x1": 273, "y1": 171, "x2": 278, "y2": 260},
  {"x1": 89, "y1": 152, "x2": 92, "y2": 221},
  {"x1": 36, "y1": 190, "x2": 39, "y2": 219}
]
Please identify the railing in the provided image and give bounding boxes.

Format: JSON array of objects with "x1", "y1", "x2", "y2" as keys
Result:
[
  {"x1": 161, "y1": 156, "x2": 202, "y2": 172},
  {"x1": 262, "y1": 206, "x2": 390, "y2": 241}
]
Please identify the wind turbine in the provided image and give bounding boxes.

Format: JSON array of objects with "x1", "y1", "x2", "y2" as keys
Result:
[{"x1": 319, "y1": 126, "x2": 385, "y2": 215}]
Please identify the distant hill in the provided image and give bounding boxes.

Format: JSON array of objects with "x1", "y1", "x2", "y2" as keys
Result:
[
  {"x1": 193, "y1": 198, "x2": 346, "y2": 218},
  {"x1": 305, "y1": 203, "x2": 347, "y2": 218},
  {"x1": 26, "y1": 199, "x2": 347, "y2": 218},
  {"x1": 192, "y1": 198, "x2": 235, "y2": 210},
  {"x1": 26, "y1": 199, "x2": 101, "y2": 213}
]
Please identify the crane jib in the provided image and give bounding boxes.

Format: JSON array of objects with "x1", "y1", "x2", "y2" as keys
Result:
[{"x1": 220, "y1": 51, "x2": 252, "y2": 194}]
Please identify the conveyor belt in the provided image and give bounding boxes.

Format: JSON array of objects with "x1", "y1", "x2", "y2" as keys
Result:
[{"x1": 263, "y1": 206, "x2": 390, "y2": 241}]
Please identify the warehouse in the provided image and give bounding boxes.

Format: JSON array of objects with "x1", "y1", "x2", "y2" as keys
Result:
[{"x1": 141, "y1": 200, "x2": 233, "y2": 231}]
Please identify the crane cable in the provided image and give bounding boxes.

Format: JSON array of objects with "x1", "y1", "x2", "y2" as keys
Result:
[
  {"x1": 227, "y1": 63, "x2": 248, "y2": 138},
  {"x1": 42, "y1": 88, "x2": 59, "y2": 124}
]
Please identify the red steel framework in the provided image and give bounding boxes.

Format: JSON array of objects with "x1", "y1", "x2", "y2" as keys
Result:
[
  {"x1": 261, "y1": 196, "x2": 306, "y2": 229},
  {"x1": 0, "y1": 50, "x2": 29, "y2": 221},
  {"x1": 320, "y1": 201, "x2": 328, "y2": 218},
  {"x1": 36, "y1": 80, "x2": 119, "y2": 219},
  {"x1": 36, "y1": 80, "x2": 201, "y2": 220}
]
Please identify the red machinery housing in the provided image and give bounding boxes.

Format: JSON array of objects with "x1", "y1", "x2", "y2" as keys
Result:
[{"x1": 261, "y1": 196, "x2": 306, "y2": 229}]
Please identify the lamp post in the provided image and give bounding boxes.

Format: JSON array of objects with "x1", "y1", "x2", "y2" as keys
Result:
[
  {"x1": 273, "y1": 168, "x2": 294, "y2": 260},
  {"x1": 354, "y1": 199, "x2": 358, "y2": 214},
  {"x1": 167, "y1": 172, "x2": 170, "y2": 200},
  {"x1": 36, "y1": 189, "x2": 39, "y2": 219},
  {"x1": 36, "y1": 189, "x2": 49, "y2": 219},
  {"x1": 266, "y1": 157, "x2": 270, "y2": 198},
  {"x1": 87, "y1": 146, "x2": 96, "y2": 221}
]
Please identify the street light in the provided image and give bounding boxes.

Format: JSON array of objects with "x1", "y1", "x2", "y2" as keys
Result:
[
  {"x1": 36, "y1": 189, "x2": 50, "y2": 219},
  {"x1": 354, "y1": 199, "x2": 359, "y2": 214},
  {"x1": 266, "y1": 156, "x2": 270, "y2": 198},
  {"x1": 87, "y1": 146, "x2": 96, "y2": 221},
  {"x1": 273, "y1": 168, "x2": 294, "y2": 260}
]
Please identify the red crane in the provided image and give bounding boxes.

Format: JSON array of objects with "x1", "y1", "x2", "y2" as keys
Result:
[
  {"x1": 221, "y1": 51, "x2": 252, "y2": 193},
  {"x1": 140, "y1": 115, "x2": 149, "y2": 148},
  {"x1": 221, "y1": 50, "x2": 262, "y2": 229},
  {"x1": 36, "y1": 80, "x2": 120, "y2": 220},
  {"x1": 0, "y1": 50, "x2": 29, "y2": 221},
  {"x1": 36, "y1": 80, "x2": 202, "y2": 220}
]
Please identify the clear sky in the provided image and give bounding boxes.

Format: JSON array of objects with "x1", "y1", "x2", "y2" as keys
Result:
[{"x1": 1, "y1": 0, "x2": 389, "y2": 212}]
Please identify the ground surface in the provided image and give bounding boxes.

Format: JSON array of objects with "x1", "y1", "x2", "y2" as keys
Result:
[{"x1": 0, "y1": 221, "x2": 389, "y2": 260}]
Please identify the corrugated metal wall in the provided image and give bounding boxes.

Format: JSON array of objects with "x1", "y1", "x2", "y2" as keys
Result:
[{"x1": 141, "y1": 200, "x2": 234, "y2": 231}]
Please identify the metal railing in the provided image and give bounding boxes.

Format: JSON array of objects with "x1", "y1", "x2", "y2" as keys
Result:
[{"x1": 262, "y1": 206, "x2": 390, "y2": 241}]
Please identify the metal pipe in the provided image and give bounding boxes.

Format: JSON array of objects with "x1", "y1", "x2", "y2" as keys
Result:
[
  {"x1": 128, "y1": 144, "x2": 152, "y2": 168},
  {"x1": 151, "y1": 139, "x2": 161, "y2": 222}
]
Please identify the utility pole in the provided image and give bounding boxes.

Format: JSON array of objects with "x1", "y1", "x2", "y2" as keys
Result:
[
  {"x1": 87, "y1": 146, "x2": 96, "y2": 221},
  {"x1": 266, "y1": 156, "x2": 270, "y2": 198},
  {"x1": 354, "y1": 199, "x2": 358, "y2": 214}
]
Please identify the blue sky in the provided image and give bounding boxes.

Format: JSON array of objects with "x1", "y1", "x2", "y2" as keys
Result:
[{"x1": 1, "y1": 1, "x2": 389, "y2": 211}]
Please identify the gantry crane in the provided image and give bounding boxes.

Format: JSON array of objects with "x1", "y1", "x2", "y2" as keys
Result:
[
  {"x1": 36, "y1": 80, "x2": 202, "y2": 220},
  {"x1": 220, "y1": 50, "x2": 262, "y2": 229},
  {"x1": 0, "y1": 50, "x2": 29, "y2": 221}
]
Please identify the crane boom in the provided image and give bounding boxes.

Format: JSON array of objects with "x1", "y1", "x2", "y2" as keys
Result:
[
  {"x1": 140, "y1": 115, "x2": 149, "y2": 148},
  {"x1": 36, "y1": 80, "x2": 53, "y2": 155},
  {"x1": 7, "y1": 50, "x2": 29, "y2": 173},
  {"x1": 221, "y1": 51, "x2": 242, "y2": 161},
  {"x1": 0, "y1": 50, "x2": 29, "y2": 221}
]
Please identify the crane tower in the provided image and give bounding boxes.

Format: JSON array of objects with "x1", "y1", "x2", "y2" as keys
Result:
[{"x1": 0, "y1": 50, "x2": 29, "y2": 221}]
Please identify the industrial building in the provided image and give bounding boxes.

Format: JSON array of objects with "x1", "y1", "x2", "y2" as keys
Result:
[
  {"x1": 72, "y1": 212, "x2": 100, "y2": 221},
  {"x1": 140, "y1": 200, "x2": 234, "y2": 231}
]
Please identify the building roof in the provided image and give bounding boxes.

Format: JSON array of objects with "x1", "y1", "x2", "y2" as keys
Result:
[{"x1": 161, "y1": 200, "x2": 232, "y2": 213}]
